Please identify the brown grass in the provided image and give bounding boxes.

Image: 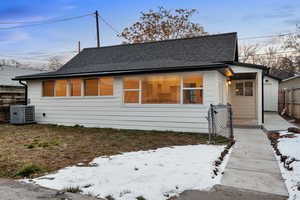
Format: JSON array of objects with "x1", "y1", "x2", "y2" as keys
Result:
[{"x1": 0, "y1": 124, "x2": 228, "y2": 178}]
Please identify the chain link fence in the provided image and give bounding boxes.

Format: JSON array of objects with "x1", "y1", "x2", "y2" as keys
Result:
[{"x1": 207, "y1": 103, "x2": 234, "y2": 143}]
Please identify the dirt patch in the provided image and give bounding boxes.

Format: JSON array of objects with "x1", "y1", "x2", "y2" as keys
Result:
[{"x1": 0, "y1": 124, "x2": 228, "y2": 178}]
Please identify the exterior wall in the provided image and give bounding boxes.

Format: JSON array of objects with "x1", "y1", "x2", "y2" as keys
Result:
[
  {"x1": 27, "y1": 71, "x2": 224, "y2": 133},
  {"x1": 263, "y1": 76, "x2": 279, "y2": 112},
  {"x1": 229, "y1": 65, "x2": 263, "y2": 125},
  {"x1": 280, "y1": 77, "x2": 300, "y2": 90}
]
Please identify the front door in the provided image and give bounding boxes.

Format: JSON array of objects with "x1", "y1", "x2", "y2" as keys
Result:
[{"x1": 231, "y1": 80, "x2": 256, "y2": 120}]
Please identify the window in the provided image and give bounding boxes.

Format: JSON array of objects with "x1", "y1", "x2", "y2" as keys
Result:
[
  {"x1": 43, "y1": 81, "x2": 55, "y2": 97},
  {"x1": 182, "y1": 75, "x2": 203, "y2": 104},
  {"x1": 123, "y1": 74, "x2": 203, "y2": 104},
  {"x1": 245, "y1": 81, "x2": 253, "y2": 96},
  {"x1": 84, "y1": 79, "x2": 98, "y2": 96},
  {"x1": 99, "y1": 77, "x2": 113, "y2": 96},
  {"x1": 55, "y1": 80, "x2": 67, "y2": 96},
  {"x1": 235, "y1": 82, "x2": 244, "y2": 96},
  {"x1": 235, "y1": 81, "x2": 254, "y2": 96},
  {"x1": 69, "y1": 79, "x2": 81, "y2": 96},
  {"x1": 142, "y1": 75, "x2": 180, "y2": 104},
  {"x1": 123, "y1": 77, "x2": 140, "y2": 103}
]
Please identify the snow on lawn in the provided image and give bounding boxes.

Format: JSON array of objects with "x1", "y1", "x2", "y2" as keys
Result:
[
  {"x1": 23, "y1": 144, "x2": 228, "y2": 200},
  {"x1": 277, "y1": 131, "x2": 300, "y2": 200}
]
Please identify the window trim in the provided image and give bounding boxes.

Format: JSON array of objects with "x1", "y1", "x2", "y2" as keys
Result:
[
  {"x1": 123, "y1": 78, "x2": 141, "y2": 104},
  {"x1": 123, "y1": 73, "x2": 204, "y2": 105}
]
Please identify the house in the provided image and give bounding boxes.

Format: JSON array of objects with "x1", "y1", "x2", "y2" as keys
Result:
[
  {"x1": 14, "y1": 32, "x2": 269, "y2": 133},
  {"x1": 0, "y1": 65, "x2": 42, "y2": 122}
]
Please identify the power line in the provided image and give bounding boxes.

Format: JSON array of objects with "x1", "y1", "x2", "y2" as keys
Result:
[
  {"x1": 239, "y1": 31, "x2": 299, "y2": 40},
  {"x1": 0, "y1": 13, "x2": 94, "y2": 30},
  {"x1": 240, "y1": 50, "x2": 299, "y2": 57},
  {"x1": 98, "y1": 15, "x2": 121, "y2": 35}
]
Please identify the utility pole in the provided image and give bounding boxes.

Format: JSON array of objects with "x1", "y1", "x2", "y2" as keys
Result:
[
  {"x1": 78, "y1": 41, "x2": 81, "y2": 53},
  {"x1": 95, "y1": 10, "x2": 100, "y2": 48}
]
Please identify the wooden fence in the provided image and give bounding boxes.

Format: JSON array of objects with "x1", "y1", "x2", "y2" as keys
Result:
[
  {"x1": 0, "y1": 86, "x2": 25, "y2": 122},
  {"x1": 279, "y1": 88, "x2": 300, "y2": 119}
]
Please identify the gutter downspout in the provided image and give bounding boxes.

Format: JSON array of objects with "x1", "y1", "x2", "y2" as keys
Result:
[{"x1": 19, "y1": 80, "x2": 28, "y2": 105}]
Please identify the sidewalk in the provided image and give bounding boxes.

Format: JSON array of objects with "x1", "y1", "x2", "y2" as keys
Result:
[
  {"x1": 0, "y1": 178, "x2": 100, "y2": 200},
  {"x1": 264, "y1": 112, "x2": 294, "y2": 131},
  {"x1": 220, "y1": 128, "x2": 288, "y2": 199}
]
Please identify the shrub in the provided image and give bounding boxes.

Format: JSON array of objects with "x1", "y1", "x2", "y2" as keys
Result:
[{"x1": 15, "y1": 163, "x2": 43, "y2": 177}]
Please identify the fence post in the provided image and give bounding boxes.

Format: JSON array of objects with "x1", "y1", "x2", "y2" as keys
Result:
[{"x1": 227, "y1": 103, "x2": 234, "y2": 139}]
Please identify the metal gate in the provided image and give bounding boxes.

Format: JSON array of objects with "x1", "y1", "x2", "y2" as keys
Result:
[{"x1": 207, "y1": 103, "x2": 234, "y2": 143}]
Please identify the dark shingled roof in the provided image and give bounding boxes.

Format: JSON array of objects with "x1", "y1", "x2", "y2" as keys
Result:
[
  {"x1": 268, "y1": 68, "x2": 296, "y2": 81},
  {"x1": 15, "y1": 32, "x2": 239, "y2": 80}
]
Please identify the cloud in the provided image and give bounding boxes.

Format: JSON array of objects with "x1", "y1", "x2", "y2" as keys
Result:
[
  {"x1": 0, "y1": 31, "x2": 30, "y2": 42},
  {"x1": 284, "y1": 18, "x2": 300, "y2": 25},
  {"x1": 63, "y1": 5, "x2": 77, "y2": 10}
]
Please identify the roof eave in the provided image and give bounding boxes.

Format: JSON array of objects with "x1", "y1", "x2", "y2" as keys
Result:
[{"x1": 13, "y1": 63, "x2": 229, "y2": 81}]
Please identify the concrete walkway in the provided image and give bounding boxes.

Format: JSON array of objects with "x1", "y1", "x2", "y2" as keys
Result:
[
  {"x1": 220, "y1": 128, "x2": 289, "y2": 199},
  {"x1": 264, "y1": 112, "x2": 294, "y2": 131},
  {"x1": 0, "y1": 178, "x2": 100, "y2": 200}
]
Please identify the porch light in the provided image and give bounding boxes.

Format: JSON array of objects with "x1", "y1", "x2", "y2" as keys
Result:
[{"x1": 226, "y1": 79, "x2": 232, "y2": 86}]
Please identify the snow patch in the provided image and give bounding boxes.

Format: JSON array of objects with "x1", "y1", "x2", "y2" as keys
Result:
[
  {"x1": 276, "y1": 131, "x2": 300, "y2": 200},
  {"x1": 22, "y1": 144, "x2": 228, "y2": 200}
]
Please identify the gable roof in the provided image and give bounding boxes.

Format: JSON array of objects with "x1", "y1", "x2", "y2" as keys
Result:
[{"x1": 14, "y1": 32, "x2": 238, "y2": 80}]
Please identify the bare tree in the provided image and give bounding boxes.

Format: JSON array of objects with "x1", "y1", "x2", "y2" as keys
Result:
[
  {"x1": 119, "y1": 7, "x2": 207, "y2": 43},
  {"x1": 239, "y1": 43, "x2": 260, "y2": 63},
  {"x1": 283, "y1": 25, "x2": 300, "y2": 54},
  {"x1": 48, "y1": 56, "x2": 63, "y2": 71}
]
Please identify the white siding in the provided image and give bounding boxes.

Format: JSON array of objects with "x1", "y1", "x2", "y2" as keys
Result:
[
  {"x1": 263, "y1": 76, "x2": 279, "y2": 112},
  {"x1": 27, "y1": 71, "x2": 223, "y2": 133}
]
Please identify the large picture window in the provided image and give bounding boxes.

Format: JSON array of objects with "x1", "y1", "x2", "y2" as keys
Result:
[
  {"x1": 123, "y1": 74, "x2": 203, "y2": 104},
  {"x1": 142, "y1": 75, "x2": 180, "y2": 104},
  {"x1": 42, "y1": 81, "x2": 55, "y2": 97}
]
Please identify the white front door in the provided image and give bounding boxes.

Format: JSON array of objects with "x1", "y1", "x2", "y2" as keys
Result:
[{"x1": 231, "y1": 80, "x2": 257, "y2": 119}]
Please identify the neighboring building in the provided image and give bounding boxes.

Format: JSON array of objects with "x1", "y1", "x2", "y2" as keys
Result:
[
  {"x1": 14, "y1": 32, "x2": 269, "y2": 133},
  {"x1": 263, "y1": 69, "x2": 295, "y2": 112},
  {"x1": 280, "y1": 75, "x2": 300, "y2": 90},
  {"x1": 0, "y1": 66, "x2": 42, "y2": 122}
]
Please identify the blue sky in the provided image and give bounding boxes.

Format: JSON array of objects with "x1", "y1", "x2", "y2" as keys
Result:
[{"x1": 0, "y1": 0, "x2": 299, "y2": 64}]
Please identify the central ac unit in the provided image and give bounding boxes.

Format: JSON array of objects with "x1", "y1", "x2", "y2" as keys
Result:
[{"x1": 10, "y1": 105, "x2": 35, "y2": 125}]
